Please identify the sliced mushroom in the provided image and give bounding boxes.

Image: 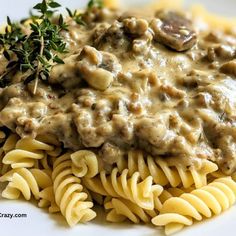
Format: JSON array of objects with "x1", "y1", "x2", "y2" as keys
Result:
[
  {"x1": 76, "y1": 46, "x2": 122, "y2": 90},
  {"x1": 220, "y1": 60, "x2": 236, "y2": 77},
  {"x1": 150, "y1": 10, "x2": 197, "y2": 52}
]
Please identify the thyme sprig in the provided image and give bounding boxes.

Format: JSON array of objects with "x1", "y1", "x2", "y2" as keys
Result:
[
  {"x1": 66, "y1": 0, "x2": 104, "y2": 26},
  {"x1": 87, "y1": 0, "x2": 104, "y2": 9},
  {"x1": 66, "y1": 8, "x2": 86, "y2": 26},
  {"x1": 0, "y1": 0, "x2": 105, "y2": 91},
  {"x1": 0, "y1": 0, "x2": 67, "y2": 93}
]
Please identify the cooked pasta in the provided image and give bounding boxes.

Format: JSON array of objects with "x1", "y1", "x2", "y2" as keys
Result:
[
  {"x1": 2, "y1": 137, "x2": 57, "y2": 169},
  {"x1": 52, "y1": 153, "x2": 96, "y2": 226},
  {"x1": 0, "y1": 168, "x2": 41, "y2": 200},
  {"x1": 83, "y1": 167, "x2": 163, "y2": 210},
  {"x1": 2, "y1": 134, "x2": 19, "y2": 153},
  {"x1": 152, "y1": 177, "x2": 236, "y2": 235},
  {"x1": 105, "y1": 198, "x2": 158, "y2": 223},
  {"x1": 2, "y1": 150, "x2": 44, "y2": 169},
  {"x1": 116, "y1": 150, "x2": 218, "y2": 188},
  {"x1": 71, "y1": 150, "x2": 99, "y2": 178},
  {"x1": 38, "y1": 186, "x2": 60, "y2": 213},
  {"x1": 0, "y1": 134, "x2": 19, "y2": 174},
  {"x1": 15, "y1": 137, "x2": 55, "y2": 152}
]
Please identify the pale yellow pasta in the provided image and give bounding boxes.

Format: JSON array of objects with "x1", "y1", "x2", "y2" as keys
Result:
[
  {"x1": 38, "y1": 186, "x2": 60, "y2": 213},
  {"x1": 30, "y1": 168, "x2": 52, "y2": 189},
  {"x1": 0, "y1": 147, "x2": 9, "y2": 176},
  {"x1": 116, "y1": 150, "x2": 218, "y2": 188},
  {"x1": 83, "y1": 167, "x2": 163, "y2": 210},
  {"x1": 71, "y1": 150, "x2": 99, "y2": 178},
  {"x1": 29, "y1": 168, "x2": 58, "y2": 212},
  {"x1": 52, "y1": 153, "x2": 96, "y2": 227},
  {"x1": 2, "y1": 150, "x2": 44, "y2": 169},
  {"x1": 2, "y1": 133, "x2": 19, "y2": 153},
  {"x1": 152, "y1": 177, "x2": 236, "y2": 235},
  {"x1": 15, "y1": 137, "x2": 54, "y2": 152},
  {"x1": 34, "y1": 155, "x2": 57, "y2": 170},
  {"x1": 0, "y1": 134, "x2": 19, "y2": 175},
  {"x1": 0, "y1": 168, "x2": 41, "y2": 200},
  {"x1": 105, "y1": 198, "x2": 158, "y2": 223},
  {"x1": 155, "y1": 187, "x2": 195, "y2": 211},
  {"x1": 2, "y1": 137, "x2": 58, "y2": 169}
]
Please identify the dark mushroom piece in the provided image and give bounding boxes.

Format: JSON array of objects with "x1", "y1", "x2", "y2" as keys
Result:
[
  {"x1": 220, "y1": 60, "x2": 236, "y2": 77},
  {"x1": 150, "y1": 10, "x2": 197, "y2": 52}
]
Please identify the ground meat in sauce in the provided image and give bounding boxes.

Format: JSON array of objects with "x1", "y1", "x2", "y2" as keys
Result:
[{"x1": 1, "y1": 6, "x2": 236, "y2": 175}]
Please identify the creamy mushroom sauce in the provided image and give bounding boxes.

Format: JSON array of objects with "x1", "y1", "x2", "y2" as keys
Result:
[{"x1": 0, "y1": 6, "x2": 236, "y2": 174}]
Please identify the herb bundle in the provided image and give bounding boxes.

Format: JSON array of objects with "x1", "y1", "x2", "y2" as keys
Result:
[
  {"x1": 0, "y1": 0, "x2": 67, "y2": 93},
  {"x1": 0, "y1": 0, "x2": 104, "y2": 92}
]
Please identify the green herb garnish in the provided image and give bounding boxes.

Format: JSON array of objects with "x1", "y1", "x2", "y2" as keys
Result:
[
  {"x1": 66, "y1": 8, "x2": 86, "y2": 26},
  {"x1": 87, "y1": 0, "x2": 104, "y2": 9},
  {"x1": 0, "y1": 0, "x2": 105, "y2": 92},
  {"x1": 0, "y1": 0, "x2": 67, "y2": 93}
]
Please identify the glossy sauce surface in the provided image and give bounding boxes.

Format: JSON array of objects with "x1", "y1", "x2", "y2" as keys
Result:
[{"x1": 0, "y1": 6, "x2": 236, "y2": 174}]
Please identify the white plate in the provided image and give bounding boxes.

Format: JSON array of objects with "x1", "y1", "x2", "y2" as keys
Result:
[{"x1": 0, "y1": 1, "x2": 236, "y2": 236}]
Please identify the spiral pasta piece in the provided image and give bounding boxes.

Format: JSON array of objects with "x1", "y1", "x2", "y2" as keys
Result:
[
  {"x1": 0, "y1": 134, "x2": 19, "y2": 175},
  {"x1": 30, "y1": 168, "x2": 52, "y2": 189},
  {"x1": 2, "y1": 133, "x2": 19, "y2": 153},
  {"x1": 0, "y1": 168, "x2": 43, "y2": 200},
  {"x1": 38, "y1": 186, "x2": 60, "y2": 213},
  {"x1": 15, "y1": 137, "x2": 54, "y2": 152},
  {"x1": 71, "y1": 150, "x2": 99, "y2": 178},
  {"x1": 83, "y1": 167, "x2": 163, "y2": 210},
  {"x1": 0, "y1": 147, "x2": 9, "y2": 176},
  {"x1": 3, "y1": 150, "x2": 45, "y2": 169},
  {"x1": 116, "y1": 150, "x2": 218, "y2": 188},
  {"x1": 152, "y1": 177, "x2": 236, "y2": 235},
  {"x1": 34, "y1": 155, "x2": 57, "y2": 170},
  {"x1": 2, "y1": 137, "x2": 57, "y2": 169},
  {"x1": 52, "y1": 153, "x2": 96, "y2": 226},
  {"x1": 36, "y1": 134, "x2": 62, "y2": 157},
  {"x1": 105, "y1": 198, "x2": 158, "y2": 223},
  {"x1": 154, "y1": 187, "x2": 195, "y2": 211}
]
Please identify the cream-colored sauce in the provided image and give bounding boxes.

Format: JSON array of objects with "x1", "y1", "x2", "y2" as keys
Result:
[{"x1": 0, "y1": 6, "x2": 236, "y2": 174}]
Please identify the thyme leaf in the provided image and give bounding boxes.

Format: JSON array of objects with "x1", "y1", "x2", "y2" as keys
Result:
[
  {"x1": 66, "y1": 8, "x2": 86, "y2": 26},
  {"x1": 87, "y1": 0, "x2": 104, "y2": 9}
]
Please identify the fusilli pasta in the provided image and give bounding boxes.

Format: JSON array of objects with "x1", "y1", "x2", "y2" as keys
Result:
[
  {"x1": 38, "y1": 186, "x2": 60, "y2": 213},
  {"x1": 52, "y1": 153, "x2": 96, "y2": 226},
  {"x1": 116, "y1": 150, "x2": 218, "y2": 188},
  {"x1": 0, "y1": 168, "x2": 43, "y2": 200},
  {"x1": 105, "y1": 198, "x2": 158, "y2": 223},
  {"x1": 83, "y1": 167, "x2": 163, "y2": 210},
  {"x1": 152, "y1": 177, "x2": 236, "y2": 235},
  {"x1": 2, "y1": 137, "x2": 56, "y2": 169},
  {"x1": 0, "y1": 134, "x2": 19, "y2": 175},
  {"x1": 71, "y1": 150, "x2": 99, "y2": 178}
]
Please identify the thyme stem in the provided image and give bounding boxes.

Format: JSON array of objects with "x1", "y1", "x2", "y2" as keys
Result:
[{"x1": 33, "y1": 35, "x2": 44, "y2": 94}]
